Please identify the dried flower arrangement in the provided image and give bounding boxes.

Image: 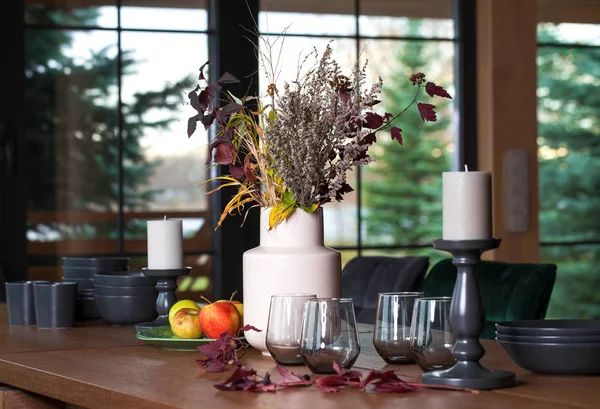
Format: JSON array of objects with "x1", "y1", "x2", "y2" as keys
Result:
[{"x1": 187, "y1": 38, "x2": 451, "y2": 229}]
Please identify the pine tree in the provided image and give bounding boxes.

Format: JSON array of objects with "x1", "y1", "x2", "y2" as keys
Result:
[
  {"x1": 537, "y1": 28, "x2": 600, "y2": 318},
  {"x1": 363, "y1": 23, "x2": 452, "y2": 259}
]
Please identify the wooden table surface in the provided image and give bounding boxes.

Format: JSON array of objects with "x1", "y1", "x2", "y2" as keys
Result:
[{"x1": 0, "y1": 304, "x2": 598, "y2": 409}]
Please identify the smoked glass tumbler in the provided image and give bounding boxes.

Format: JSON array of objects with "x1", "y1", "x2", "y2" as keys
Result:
[
  {"x1": 266, "y1": 293, "x2": 317, "y2": 365},
  {"x1": 409, "y1": 297, "x2": 457, "y2": 371},
  {"x1": 299, "y1": 298, "x2": 360, "y2": 374},
  {"x1": 373, "y1": 292, "x2": 424, "y2": 364}
]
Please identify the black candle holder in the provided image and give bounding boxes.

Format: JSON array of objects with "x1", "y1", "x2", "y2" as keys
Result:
[
  {"x1": 422, "y1": 239, "x2": 515, "y2": 390},
  {"x1": 136, "y1": 267, "x2": 191, "y2": 329}
]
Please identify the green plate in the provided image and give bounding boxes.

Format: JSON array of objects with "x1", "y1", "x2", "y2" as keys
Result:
[{"x1": 136, "y1": 326, "x2": 244, "y2": 351}]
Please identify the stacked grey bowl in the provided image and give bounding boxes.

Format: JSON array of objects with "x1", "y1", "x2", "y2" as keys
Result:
[
  {"x1": 94, "y1": 272, "x2": 158, "y2": 325},
  {"x1": 496, "y1": 319, "x2": 600, "y2": 375},
  {"x1": 62, "y1": 257, "x2": 129, "y2": 320}
]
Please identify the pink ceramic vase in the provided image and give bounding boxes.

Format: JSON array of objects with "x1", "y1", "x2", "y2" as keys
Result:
[{"x1": 242, "y1": 207, "x2": 342, "y2": 355}]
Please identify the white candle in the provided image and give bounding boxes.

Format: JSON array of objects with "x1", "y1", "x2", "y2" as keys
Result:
[
  {"x1": 442, "y1": 171, "x2": 492, "y2": 240},
  {"x1": 147, "y1": 217, "x2": 184, "y2": 269}
]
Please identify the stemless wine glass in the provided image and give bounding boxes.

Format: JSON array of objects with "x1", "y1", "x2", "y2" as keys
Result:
[
  {"x1": 299, "y1": 298, "x2": 360, "y2": 374},
  {"x1": 265, "y1": 293, "x2": 317, "y2": 365},
  {"x1": 373, "y1": 292, "x2": 423, "y2": 364},
  {"x1": 410, "y1": 297, "x2": 456, "y2": 371}
]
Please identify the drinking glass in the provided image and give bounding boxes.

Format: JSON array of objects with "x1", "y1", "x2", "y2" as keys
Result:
[
  {"x1": 373, "y1": 292, "x2": 423, "y2": 364},
  {"x1": 299, "y1": 298, "x2": 360, "y2": 374},
  {"x1": 266, "y1": 293, "x2": 317, "y2": 365},
  {"x1": 410, "y1": 297, "x2": 456, "y2": 371}
]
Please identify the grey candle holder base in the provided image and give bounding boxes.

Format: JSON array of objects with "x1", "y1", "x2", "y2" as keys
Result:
[
  {"x1": 422, "y1": 239, "x2": 515, "y2": 390},
  {"x1": 136, "y1": 267, "x2": 191, "y2": 330}
]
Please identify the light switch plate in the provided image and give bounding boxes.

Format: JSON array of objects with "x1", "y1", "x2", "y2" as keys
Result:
[{"x1": 505, "y1": 149, "x2": 529, "y2": 233}]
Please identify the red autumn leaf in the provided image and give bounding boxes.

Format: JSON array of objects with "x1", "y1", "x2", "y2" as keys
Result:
[
  {"x1": 359, "y1": 133, "x2": 376, "y2": 146},
  {"x1": 218, "y1": 72, "x2": 241, "y2": 85},
  {"x1": 219, "y1": 102, "x2": 245, "y2": 120},
  {"x1": 229, "y1": 165, "x2": 244, "y2": 180},
  {"x1": 198, "y1": 89, "x2": 210, "y2": 112},
  {"x1": 213, "y1": 143, "x2": 235, "y2": 165},
  {"x1": 372, "y1": 381, "x2": 418, "y2": 393},
  {"x1": 202, "y1": 113, "x2": 215, "y2": 130},
  {"x1": 390, "y1": 127, "x2": 403, "y2": 145},
  {"x1": 335, "y1": 182, "x2": 354, "y2": 201},
  {"x1": 315, "y1": 375, "x2": 347, "y2": 393},
  {"x1": 425, "y1": 82, "x2": 452, "y2": 99},
  {"x1": 187, "y1": 115, "x2": 198, "y2": 138},
  {"x1": 360, "y1": 368, "x2": 418, "y2": 394},
  {"x1": 243, "y1": 157, "x2": 256, "y2": 185},
  {"x1": 239, "y1": 325, "x2": 262, "y2": 333},
  {"x1": 333, "y1": 362, "x2": 362, "y2": 383},
  {"x1": 364, "y1": 112, "x2": 384, "y2": 129},
  {"x1": 275, "y1": 365, "x2": 312, "y2": 387},
  {"x1": 417, "y1": 103, "x2": 437, "y2": 122},
  {"x1": 214, "y1": 367, "x2": 276, "y2": 393},
  {"x1": 361, "y1": 368, "x2": 401, "y2": 388},
  {"x1": 199, "y1": 61, "x2": 209, "y2": 81}
]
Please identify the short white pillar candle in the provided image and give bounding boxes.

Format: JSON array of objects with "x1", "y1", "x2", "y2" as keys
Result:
[
  {"x1": 147, "y1": 217, "x2": 184, "y2": 269},
  {"x1": 442, "y1": 171, "x2": 492, "y2": 240}
]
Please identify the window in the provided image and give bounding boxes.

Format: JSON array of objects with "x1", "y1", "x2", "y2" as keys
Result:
[
  {"x1": 258, "y1": 0, "x2": 458, "y2": 267},
  {"x1": 23, "y1": 0, "x2": 212, "y2": 299},
  {"x1": 537, "y1": 23, "x2": 600, "y2": 319}
]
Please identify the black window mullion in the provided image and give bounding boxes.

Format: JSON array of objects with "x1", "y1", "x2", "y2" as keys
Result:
[{"x1": 116, "y1": 0, "x2": 125, "y2": 253}]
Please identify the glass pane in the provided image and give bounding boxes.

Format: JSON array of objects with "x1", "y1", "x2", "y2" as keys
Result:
[
  {"x1": 120, "y1": 32, "x2": 210, "y2": 245},
  {"x1": 359, "y1": 0, "x2": 453, "y2": 38},
  {"x1": 26, "y1": 29, "x2": 119, "y2": 278},
  {"x1": 121, "y1": 2, "x2": 208, "y2": 31},
  {"x1": 25, "y1": 0, "x2": 117, "y2": 28},
  {"x1": 359, "y1": 16, "x2": 454, "y2": 38},
  {"x1": 538, "y1": 45, "x2": 600, "y2": 243},
  {"x1": 542, "y1": 245, "x2": 600, "y2": 319},
  {"x1": 177, "y1": 254, "x2": 212, "y2": 302},
  {"x1": 538, "y1": 23, "x2": 600, "y2": 46},
  {"x1": 538, "y1": 42, "x2": 600, "y2": 319},
  {"x1": 360, "y1": 39, "x2": 454, "y2": 247},
  {"x1": 259, "y1": 3, "x2": 356, "y2": 36}
]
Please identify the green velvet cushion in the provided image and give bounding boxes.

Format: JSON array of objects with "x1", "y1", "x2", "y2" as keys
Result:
[{"x1": 419, "y1": 259, "x2": 557, "y2": 339}]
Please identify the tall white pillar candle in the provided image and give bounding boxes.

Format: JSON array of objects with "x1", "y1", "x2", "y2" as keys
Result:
[
  {"x1": 147, "y1": 218, "x2": 184, "y2": 269},
  {"x1": 442, "y1": 171, "x2": 492, "y2": 240}
]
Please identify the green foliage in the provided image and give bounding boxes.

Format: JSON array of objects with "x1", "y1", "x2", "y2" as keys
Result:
[
  {"x1": 363, "y1": 22, "x2": 452, "y2": 260},
  {"x1": 537, "y1": 27, "x2": 600, "y2": 319}
]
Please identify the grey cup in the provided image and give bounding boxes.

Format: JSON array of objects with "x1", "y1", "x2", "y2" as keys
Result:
[
  {"x1": 5, "y1": 281, "x2": 50, "y2": 326},
  {"x1": 33, "y1": 282, "x2": 77, "y2": 328}
]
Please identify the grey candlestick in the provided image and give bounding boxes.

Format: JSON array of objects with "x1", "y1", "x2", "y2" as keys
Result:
[
  {"x1": 137, "y1": 267, "x2": 191, "y2": 329},
  {"x1": 422, "y1": 239, "x2": 515, "y2": 390}
]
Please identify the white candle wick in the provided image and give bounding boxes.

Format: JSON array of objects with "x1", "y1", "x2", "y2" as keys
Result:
[{"x1": 464, "y1": 164, "x2": 469, "y2": 172}]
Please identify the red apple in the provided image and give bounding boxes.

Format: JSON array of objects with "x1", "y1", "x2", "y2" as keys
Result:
[{"x1": 199, "y1": 299, "x2": 241, "y2": 339}]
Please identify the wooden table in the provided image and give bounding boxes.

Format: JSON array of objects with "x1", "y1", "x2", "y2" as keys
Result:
[{"x1": 0, "y1": 304, "x2": 598, "y2": 409}]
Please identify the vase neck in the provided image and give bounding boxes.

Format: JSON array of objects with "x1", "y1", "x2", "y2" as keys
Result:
[{"x1": 260, "y1": 208, "x2": 324, "y2": 247}]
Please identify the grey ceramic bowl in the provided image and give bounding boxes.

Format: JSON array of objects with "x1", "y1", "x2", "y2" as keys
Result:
[
  {"x1": 63, "y1": 266, "x2": 120, "y2": 278},
  {"x1": 497, "y1": 339, "x2": 600, "y2": 375},
  {"x1": 94, "y1": 272, "x2": 156, "y2": 287},
  {"x1": 62, "y1": 276, "x2": 96, "y2": 290},
  {"x1": 496, "y1": 332, "x2": 600, "y2": 344},
  {"x1": 95, "y1": 284, "x2": 157, "y2": 297},
  {"x1": 96, "y1": 294, "x2": 158, "y2": 325},
  {"x1": 63, "y1": 257, "x2": 129, "y2": 270},
  {"x1": 496, "y1": 320, "x2": 600, "y2": 336}
]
